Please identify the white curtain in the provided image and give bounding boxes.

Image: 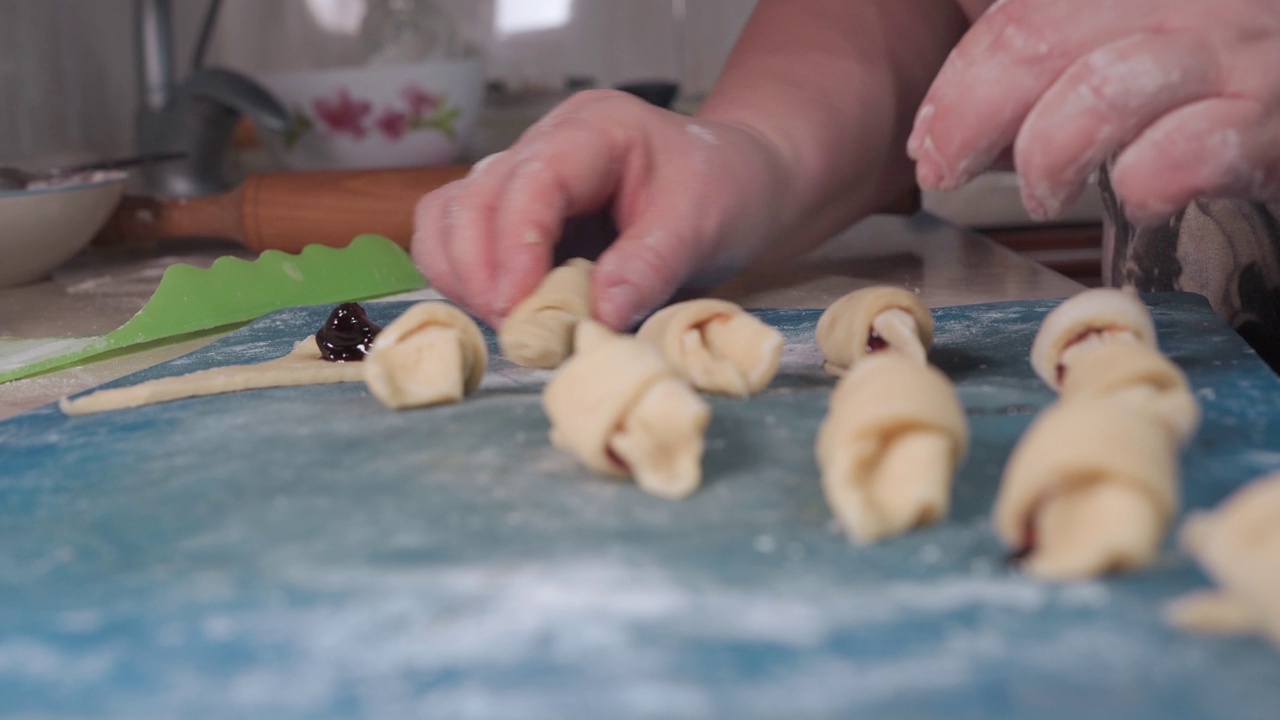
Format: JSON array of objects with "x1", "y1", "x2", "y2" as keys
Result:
[
  {"x1": 0, "y1": 0, "x2": 214, "y2": 163},
  {"x1": 0, "y1": 0, "x2": 756, "y2": 164}
]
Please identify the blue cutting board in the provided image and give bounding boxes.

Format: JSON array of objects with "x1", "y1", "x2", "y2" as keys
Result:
[{"x1": 1, "y1": 292, "x2": 1278, "y2": 719}]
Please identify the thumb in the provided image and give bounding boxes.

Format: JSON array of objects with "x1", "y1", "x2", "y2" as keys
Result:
[{"x1": 591, "y1": 221, "x2": 703, "y2": 331}]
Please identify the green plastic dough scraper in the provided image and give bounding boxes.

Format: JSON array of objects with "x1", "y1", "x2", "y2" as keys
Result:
[{"x1": 0, "y1": 234, "x2": 425, "y2": 384}]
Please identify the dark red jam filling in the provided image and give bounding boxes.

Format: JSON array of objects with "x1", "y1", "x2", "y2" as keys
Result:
[
  {"x1": 1006, "y1": 515, "x2": 1038, "y2": 566},
  {"x1": 1055, "y1": 327, "x2": 1115, "y2": 384},
  {"x1": 866, "y1": 331, "x2": 889, "y2": 353},
  {"x1": 606, "y1": 446, "x2": 631, "y2": 473},
  {"x1": 316, "y1": 302, "x2": 382, "y2": 362}
]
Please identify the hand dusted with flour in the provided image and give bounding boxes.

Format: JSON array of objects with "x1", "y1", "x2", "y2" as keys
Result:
[
  {"x1": 911, "y1": 0, "x2": 1280, "y2": 225},
  {"x1": 412, "y1": 0, "x2": 1280, "y2": 365},
  {"x1": 412, "y1": 1, "x2": 966, "y2": 330},
  {"x1": 413, "y1": 93, "x2": 789, "y2": 330}
]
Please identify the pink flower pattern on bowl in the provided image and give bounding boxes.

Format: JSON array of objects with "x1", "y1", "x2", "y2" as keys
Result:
[
  {"x1": 403, "y1": 86, "x2": 442, "y2": 117},
  {"x1": 375, "y1": 109, "x2": 409, "y2": 140},
  {"x1": 312, "y1": 88, "x2": 373, "y2": 140},
  {"x1": 284, "y1": 83, "x2": 461, "y2": 150}
]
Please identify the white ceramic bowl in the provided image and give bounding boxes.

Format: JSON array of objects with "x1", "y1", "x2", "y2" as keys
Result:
[
  {"x1": 259, "y1": 58, "x2": 484, "y2": 171},
  {"x1": 0, "y1": 172, "x2": 126, "y2": 288}
]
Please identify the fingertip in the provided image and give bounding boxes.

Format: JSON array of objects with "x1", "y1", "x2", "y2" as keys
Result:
[
  {"x1": 1110, "y1": 152, "x2": 1195, "y2": 228},
  {"x1": 592, "y1": 276, "x2": 643, "y2": 331},
  {"x1": 591, "y1": 221, "x2": 701, "y2": 330},
  {"x1": 477, "y1": 307, "x2": 504, "y2": 333},
  {"x1": 492, "y1": 263, "x2": 542, "y2": 318},
  {"x1": 1122, "y1": 201, "x2": 1181, "y2": 229},
  {"x1": 912, "y1": 133, "x2": 970, "y2": 191},
  {"x1": 906, "y1": 103, "x2": 935, "y2": 159},
  {"x1": 1018, "y1": 178, "x2": 1080, "y2": 223},
  {"x1": 915, "y1": 159, "x2": 944, "y2": 192},
  {"x1": 1020, "y1": 193, "x2": 1049, "y2": 223}
]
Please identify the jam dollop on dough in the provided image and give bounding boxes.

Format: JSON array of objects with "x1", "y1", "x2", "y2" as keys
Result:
[{"x1": 316, "y1": 303, "x2": 382, "y2": 362}]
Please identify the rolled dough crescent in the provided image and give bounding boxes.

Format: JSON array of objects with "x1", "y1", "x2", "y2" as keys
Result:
[
  {"x1": 1167, "y1": 473, "x2": 1280, "y2": 647},
  {"x1": 815, "y1": 286, "x2": 933, "y2": 375},
  {"x1": 363, "y1": 301, "x2": 488, "y2": 409},
  {"x1": 995, "y1": 398, "x2": 1179, "y2": 579},
  {"x1": 499, "y1": 258, "x2": 593, "y2": 369},
  {"x1": 815, "y1": 353, "x2": 968, "y2": 544},
  {"x1": 637, "y1": 299, "x2": 783, "y2": 397},
  {"x1": 543, "y1": 321, "x2": 710, "y2": 500}
]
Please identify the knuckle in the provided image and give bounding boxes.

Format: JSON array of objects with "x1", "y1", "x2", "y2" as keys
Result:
[
  {"x1": 1076, "y1": 62, "x2": 1131, "y2": 114},
  {"x1": 986, "y1": 0, "x2": 1055, "y2": 62},
  {"x1": 563, "y1": 87, "x2": 641, "y2": 111},
  {"x1": 453, "y1": 183, "x2": 496, "y2": 225},
  {"x1": 449, "y1": 234, "x2": 487, "y2": 278},
  {"x1": 466, "y1": 150, "x2": 506, "y2": 179},
  {"x1": 528, "y1": 88, "x2": 648, "y2": 142},
  {"x1": 413, "y1": 187, "x2": 444, "y2": 224}
]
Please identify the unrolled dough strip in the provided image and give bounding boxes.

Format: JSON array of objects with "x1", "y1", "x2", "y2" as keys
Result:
[
  {"x1": 1030, "y1": 287, "x2": 1157, "y2": 390},
  {"x1": 1166, "y1": 473, "x2": 1280, "y2": 647},
  {"x1": 815, "y1": 353, "x2": 968, "y2": 543},
  {"x1": 543, "y1": 321, "x2": 710, "y2": 500},
  {"x1": 498, "y1": 257, "x2": 593, "y2": 368},
  {"x1": 59, "y1": 338, "x2": 364, "y2": 416},
  {"x1": 1059, "y1": 342, "x2": 1200, "y2": 445},
  {"x1": 363, "y1": 301, "x2": 487, "y2": 409},
  {"x1": 994, "y1": 398, "x2": 1180, "y2": 579},
  {"x1": 815, "y1": 286, "x2": 933, "y2": 375},
  {"x1": 636, "y1": 299, "x2": 784, "y2": 397}
]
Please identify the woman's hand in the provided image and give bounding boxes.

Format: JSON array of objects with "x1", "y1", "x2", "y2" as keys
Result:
[
  {"x1": 911, "y1": 0, "x2": 1280, "y2": 225},
  {"x1": 412, "y1": 89, "x2": 789, "y2": 330}
]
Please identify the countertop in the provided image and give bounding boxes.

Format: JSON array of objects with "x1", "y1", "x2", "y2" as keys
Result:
[
  {"x1": 5, "y1": 293, "x2": 1277, "y2": 718},
  {"x1": 0, "y1": 213, "x2": 1082, "y2": 420}
]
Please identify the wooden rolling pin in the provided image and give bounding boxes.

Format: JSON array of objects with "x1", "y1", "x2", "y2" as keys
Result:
[
  {"x1": 94, "y1": 165, "x2": 471, "y2": 253},
  {"x1": 95, "y1": 165, "x2": 921, "y2": 254}
]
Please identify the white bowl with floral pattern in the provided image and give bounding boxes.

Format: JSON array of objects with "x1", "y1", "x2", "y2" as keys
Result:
[{"x1": 259, "y1": 59, "x2": 483, "y2": 170}]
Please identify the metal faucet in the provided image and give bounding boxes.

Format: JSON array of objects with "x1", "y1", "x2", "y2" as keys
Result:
[{"x1": 134, "y1": 0, "x2": 289, "y2": 197}]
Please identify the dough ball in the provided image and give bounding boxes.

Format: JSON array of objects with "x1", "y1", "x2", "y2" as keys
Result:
[
  {"x1": 815, "y1": 353, "x2": 968, "y2": 543},
  {"x1": 637, "y1": 299, "x2": 783, "y2": 397},
  {"x1": 364, "y1": 302, "x2": 488, "y2": 409},
  {"x1": 499, "y1": 258, "x2": 593, "y2": 368}
]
